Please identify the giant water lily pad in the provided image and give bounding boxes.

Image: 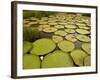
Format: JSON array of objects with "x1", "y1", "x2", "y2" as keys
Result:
[
  {"x1": 54, "y1": 30, "x2": 67, "y2": 36},
  {"x1": 41, "y1": 50, "x2": 74, "y2": 68},
  {"x1": 31, "y1": 38, "x2": 56, "y2": 55},
  {"x1": 52, "y1": 35, "x2": 63, "y2": 43},
  {"x1": 76, "y1": 34, "x2": 90, "y2": 42},
  {"x1": 58, "y1": 40, "x2": 75, "y2": 52},
  {"x1": 70, "y1": 49, "x2": 88, "y2": 66},
  {"x1": 23, "y1": 41, "x2": 32, "y2": 54},
  {"x1": 65, "y1": 25, "x2": 77, "y2": 29},
  {"x1": 39, "y1": 21, "x2": 48, "y2": 25},
  {"x1": 38, "y1": 25, "x2": 50, "y2": 31},
  {"x1": 54, "y1": 25, "x2": 64, "y2": 29},
  {"x1": 76, "y1": 29, "x2": 90, "y2": 34},
  {"x1": 23, "y1": 54, "x2": 40, "y2": 69},
  {"x1": 78, "y1": 26, "x2": 90, "y2": 30},
  {"x1": 48, "y1": 22, "x2": 58, "y2": 25},
  {"x1": 82, "y1": 43, "x2": 90, "y2": 55},
  {"x1": 65, "y1": 29, "x2": 75, "y2": 33},
  {"x1": 84, "y1": 56, "x2": 91, "y2": 66},
  {"x1": 65, "y1": 34, "x2": 77, "y2": 42},
  {"x1": 43, "y1": 27, "x2": 57, "y2": 33}
]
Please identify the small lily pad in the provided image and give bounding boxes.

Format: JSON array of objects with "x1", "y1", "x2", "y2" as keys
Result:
[
  {"x1": 39, "y1": 22, "x2": 48, "y2": 25},
  {"x1": 23, "y1": 41, "x2": 32, "y2": 54},
  {"x1": 55, "y1": 30, "x2": 67, "y2": 36},
  {"x1": 70, "y1": 49, "x2": 88, "y2": 66},
  {"x1": 31, "y1": 38, "x2": 56, "y2": 55},
  {"x1": 76, "y1": 34, "x2": 90, "y2": 42},
  {"x1": 65, "y1": 25, "x2": 77, "y2": 29},
  {"x1": 76, "y1": 29, "x2": 90, "y2": 34},
  {"x1": 28, "y1": 22, "x2": 38, "y2": 25},
  {"x1": 42, "y1": 50, "x2": 74, "y2": 68},
  {"x1": 84, "y1": 56, "x2": 91, "y2": 66},
  {"x1": 43, "y1": 27, "x2": 57, "y2": 33},
  {"x1": 48, "y1": 22, "x2": 58, "y2": 25},
  {"x1": 54, "y1": 25, "x2": 64, "y2": 29},
  {"x1": 52, "y1": 35, "x2": 63, "y2": 43},
  {"x1": 78, "y1": 26, "x2": 90, "y2": 30},
  {"x1": 58, "y1": 40, "x2": 75, "y2": 52},
  {"x1": 65, "y1": 34, "x2": 77, "y2": 42},
  {"x1": 82, "y1": 43, "x2": 90, "y2": 55},
  {"x1": 65, "y1": 29, "x2": 75, "y2": 33},
  {"x1": 23, "y1": 54, "x2": 40, "y2": 69}
]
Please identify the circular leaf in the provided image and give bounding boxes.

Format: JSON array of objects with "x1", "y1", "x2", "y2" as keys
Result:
[
  {"x1": 42, "y1": 50, "x2": 74, "y2": 68},
  {"x1": 58, "y1": 40, "x2": 75, "y2": 52},
  {"x1": 31, "y1": 38, "x2": 56, "y2": 55}
]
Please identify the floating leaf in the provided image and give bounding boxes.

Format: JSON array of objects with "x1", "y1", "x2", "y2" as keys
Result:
[
  {"x1": 55, "y1": 30, "x2": 67, "y2": 36},
  {"x1": 52, "y1": 35, "x2": 63, "y2": 43},
  {"x1": 76, "y1": 34, "x2": 90, "y2": 42},
  {"x1": 42, "y1": 50, "x2": 74, "y2": 68},
  {"x1": 65, "y1": 34, "x2": 77, "y2": 42},
  {"x1": 43, "y1": 27, "x2": 57, "y2": 33},
  {"x1": 31, "y1": 38, "x2": 56, "y2": 55},
  {"x1": 76, "y1": 29, "x2": 90, "y2": 34},
  {"x1": 70, "y1": 49, "x2": 87, "y2": 66},
  {"x1": 82, "y1": 43, "x2": 90, "y2": 55},
  {"x1": 84, "y1": 56, "x2": 91, "y2": 66},
  {"x1": 23, "y1": 41, "x2": 32, "y2": 54},
  {"x1": 23, "y1": 54, "x2": 40, "y2": 69},
  {"x1": 58, "y1": 40, "x2": 75, "y2": 52}
]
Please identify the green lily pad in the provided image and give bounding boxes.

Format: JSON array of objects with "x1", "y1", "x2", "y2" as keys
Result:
[
  {"x1": 58, "y1": 40, "x2": 75, "y2": 52},
  {"x1": 78, "y1": 26, "x2": 90, "y2": 30},
  {"x1": 39, "y1": 21, "x2": 48, "y2": 25},
  {"x1": 65, "y1": 25, "x2": 77, "y2": 29},
  {"x1": 54, "y1": 25, "x2": 64, "y2": 29},
  {"x1": 70, "y1": 49, "x2": 88, "y2": 66},
  {"x1": 82, "y1": 43, "x2": 90, "y2": 55},
  {"x1": 59, "y1": 23, "x2": 68, "y2": 25},
  {"x1": 76, "y1": 29, "x2": 90, "y2": 34},
  {"x1": 42, "y1": 50, "x2": 74, "y2": 68},
  {"x1": 38, "y1": 25, "x2": 50, "y2": 31},
  {"x1": 28, "y1": 22, "x2": 38, "y2": 25},
  {"x1": 43, "y1": 27, "x2": 57, "y2": 33},
  {"x1": 23, "y1": 54, "x2": 40, "y2": 69},
  {"x1": 84, "y1": 56, "x2": 91, "y2": 66},
  {"x1": 31, "y1": 38, "x2": 56, "y2": 55},
  {"x1": 76, "y1": 34, "x2": 90, "y2": 42},
  {"x1": 65, "y1": 34, "x2": 77, "y2": 42},
  {"x1": 48, "y1": 22, "x2": 58, "y2": 25},
  {"x1": 23, "y1": 41, "x2": 32, "y2": 54},
  {"x1": 52, "y1": 35, "x2": 63, "y2": 43},
  {"x1": 54, "y1": 30, "x2": 67, "y2": 36},
  {"x1": 65, "y1": 29, "x2": 75, "y2": 33}
]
